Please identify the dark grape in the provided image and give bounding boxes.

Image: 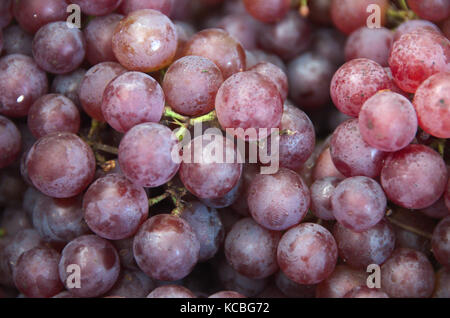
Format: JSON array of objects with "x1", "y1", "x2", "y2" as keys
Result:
[
  {"x1": 0, "y1": 0, "x2": 12, "y2": 29},
  {"x1": 311, "y1": 28, "x2": 346, "y2": 66},
  {"x1": 274, "y1": 271, "x2": 316, "y2": 298},
  {"x1": 70, "y1": 0, "x2": 122, "y2": 16},
  {"x1": 431, "y1": 216, "x2": 450, "y2": 268},
  {"x1": 315, "y1": 265, "x2": 366, "y2": 298},
  {"x1": 0, "y1": 206, "x2": 31, "y2": 237},
  {"x1": 51, "y1": 69, "x2": 86, "y2": 109},
  {"x1": 407, "y1": 0, "x2": 450, "y2": 23},
  {"x1": 2, "y1": 25, "x2": 33, "y2": 56},
  {"x1": 433, "y1": 268, "x2": 450, "y2": 298},
  {"x1": 107, "y1": 269, "x2": 155, "y2": 298},
  {"x1": 310, "y1": 177, "x2": 342, "y2": 221},
  {"x1": 242, "y1": 0, "x2": 290, "y2": 23},
  {"x1": 0, "y1": 115, "x2": 21, "y2": 169},
  {"x1": 421, "y1": 196, "x2": 450, "y2": 219}
]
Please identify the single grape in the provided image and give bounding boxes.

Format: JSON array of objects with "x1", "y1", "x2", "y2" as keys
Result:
[
  {"x1": 13, "y1": 0, "x2": 68, "y2": 34},
  {"x1": 179, "y1": 134, "x2": 242, "y2": 199},
  {"x1": 180, "y1": 201, "x2": 224, "y2": 262},
  {"x1": 216, "y1": 13, "x2": 259, "y2": 51},
  {"x1": 32, "y1": 22, "x2": 86, "y2": 75},
  {"x1": 330, "y1": 58, "x2": 391, "y2": 117},
  {"x1": 26, "y1": 133, "x2": 96, "y2": 198},
  {"x1": 394, "y1": 20, "x2": 441, "y2": 41},
  {"x1": 79, "y1": 62, "x2": 126, "y2": 122},
  {"x1": 2, "y1": 25, "x2": 33, "y2": 56},
  {"x1": 59, "y1": 235, "x2": 120, "y2": 298},
  {"x1": 242, "y1": 0, "x2": 290, "y2": 23},
  {"x1": 215, "y1": 71, "x2": 283, "y2": 141},
  {"x1": 209, "y1": 291, "x2": 246, "y2": 298},
  {"x1": 381, "y1": 248, "x2": 435, "y2": 298},
  {"x1": 431, "y1": 216, "x2": 450, "y2": 268},
  {"x1": 107, "y1": 269, "x2": 155, "y2": 298},
  {"x1": 133, "y1": 214, "x2": 200, "y2": 281},
  {"x1": 225, "y1": 218, "x2": 281, "y2": 279},
  {"x1": 312, "y1": 147, "x2": 344, "y2": 182},
  {"x1": 120, "y1": 0, "x2": 173, "y2": 16},
  {"x1": 330, "y1": 119, "x2": 387, "y2": 178},
  {"x1": 32, "y1": 194, "x2": 90, "y2": 243},
  {"x1": 407, "y1": 0, "x2": 450, "y2": 23},
  {"x1": 413, "y1": 72, "x2": 450, "y2": 138},
  {"x1": 344, "y1": 286, "x2": 389, "y2": 298},
  {"x1": 0, "y1": 115, "x2": 21, "y2": 169},
  {"x1": 84, "y1": 14, "x2": 124, "y2": 65},
  {"x1": 112, "y1": 9, "x2": 178, "y2": 72},
  {"x1": 183, "y1": 28, "x2": 245, "y2": 79},
  {"x1": 381, "y1": 144, "x2": 448, "y2": 209},
  {"x1": 163, "y1": 56, "x2": 223, "y2": 117},
  {"x1": 310, "y1": 177, "x2": 342, "y2": 221},
  {"x1": 51, "y1": 69, "x2": 86, "y2": 109},
  {"x1": 359, "y1": 91, "x2": 418, "y2": 152},
  {"x1": 333, "y1": 218, "x2": 395, "y2": 268},
  {"x1": 118, "y1": 123, "x2": 180, "y2": 188},
  {"x1": 0, "y1": 206, "x2": 31, "y2": 237},
  {"x1": 70, "y1": 0, "x2": 122, "y2": 16},
  {"x1": 147, "y1": 285, "x2": 196, "y2": 298},
  {"x1": 315, "y1": 265, "x2": 366, "y2": 298},
  {"x1": 345, "y1": 27, "x2": 393, "y2": 67},
  {"x1": 331, "y1": 176, "x2": 387, "y2": 232},
  {"x1": 311, "y1": 28, "x2": 346, "y2": 66},
  {"x1": 433, "y1": 268, "x2": 450, "y2": 298},
  {"x1": 277, "y1": 223, "x2": 338, "y2": 285},
  {"x1": 13, "y1": 246, "x2": 63, "y2": 298},
  {"x1": 247, "y1": 168, "x2": 310, "y2": 231},
  {"x1": 274, "y1": 271, "x2": 316, "y2": 298},
  {"x1": 388, "y1": 29, "x2": 450, "y2": 93},
  {"x1": 0, "y1": 54, "x2": 48, "y2": 117}
]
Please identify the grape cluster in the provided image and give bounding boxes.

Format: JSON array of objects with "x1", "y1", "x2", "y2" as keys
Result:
[{"x1": 0, "y1": 0, "x2": 449, "y2": 299}]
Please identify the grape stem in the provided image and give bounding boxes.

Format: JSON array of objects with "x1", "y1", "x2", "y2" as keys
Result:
[
  {"x1": 164, "y1": 106, "x2": 217, "y2": 128},
  {"x1": 189, "y1": 110, "x2": 217, "y2": 126},
  {"x1": 101, "y1": 160, "x2": 116, "y2": 172},
  {"x1": 387, "y1": 215, "x2": 433, "y2": 240},
  {"x1": 148, "y1": 192, "x2": 170, "y2": 207},
  {"x1": 299, "y1": 0, "x2": 309, "y2": 17},
  {"x1": 0, "y1": 228, "x2": 5, "y2": 238},
  {"x1": 164, "y1": 106, "x2": 188, "y2": 122},
  {"x1": 398, "y1": 0, "x2": 409, "y2": 11},
  {"x1": 88, "y1": 141, "x2": 119, "y2": 155}
]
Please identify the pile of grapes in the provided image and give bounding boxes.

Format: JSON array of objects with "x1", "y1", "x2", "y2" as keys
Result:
[{"x1": 0, "y1": 0, "x2": 449, "y2": 299}]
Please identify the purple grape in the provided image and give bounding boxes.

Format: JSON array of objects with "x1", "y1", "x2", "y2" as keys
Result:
[
  {"x1": 216, "y1": 13, "x2": 259, "y2": 50},
  {"x1": 407, "y1": 0, "x2": 450, "y2": 23},
  {"x1": 421, "y1": 196, "x2": 450, "y2": 219},
  {"x1": 344, "y1": 286, "x2": 389, "y2": 298},
  {"x1": 0, "y1": 115, "x2": 21, "y2": 169},
  {"x1": 249, "y1": 62, "x2": 288, "y2": 101},
  {"x1": 394, "y1": 20, "x2": 441, "y2": 41},
  {"x1": 231, "y1": 164, "x2": 259, "y2": 216},
  {"x1": 147, "y1": 285, "x2": 196, "y2": 298},
  {"x1": 310, "y1": 177, "x2": 342, "y2": 221},
  {"x1": 202, "y1": 177, "x2": 243, "y2": 209},
  {"x1": 51, "y1": 69, "x2": 86, "y2": 109},
  {"x1": 243, "y1": 0, "x2": 290, "y2": 23},
  {"x1": 2, "y1": 25, "x2": 33, "y2": 56},
  {"x1": 431, "y1": 216, "x2": 450, "y2": 268},
  {"x1": 107, "y1": 269, "x2": 155, "y2": 298},
  {"x1": 209, "y1": 291, "x2": 246, "y2": 298},
  {"x1": 59, "y1": 235, "x2": 120, "y2": 298},
  {"x1": 311, "y1": 28, "x2": 346, "y2": 66},
  {"x1": 119, "y1": 0, "x2": 173, "y2": 16},
  {"x1": 434, "y1": 268, "x2": 450, "y2": 298},
  {"x1": 32, "y1": 22, "x2": 86, "y2": 75},
  {"x1": 274, "y1": 271, "x2": 316, "y2": 298},
  {"x1": 70, "y1": 0, "x2": 122, "y2": 16},
  {"x1": 316, "y1": 265, "x2": 366, "y2": 298},
  {"x1": 112, "y1": 237, "x2": 138, "y2": 270},
  {"x1": 118, "y1": 123, "x2": 180, "y2": 188},
  {"x1": 133, "y1": 214, "x2": 200, "y2": 281},
  {"x1": 245, "y1": 49, "x2": 286, "y2": 72},
  {"x1": 0, "y1": 206, "x2": 31, "y2": 237}
]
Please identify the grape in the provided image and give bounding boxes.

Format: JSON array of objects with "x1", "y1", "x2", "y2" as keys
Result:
[
  {"x1": 0, "y1": 171, "x2": 26, "y2": 206},
  {"x1": 245, "y1": 49, "x2": 286, "y2": 72},
  {"x1": 311, "y1": 28, "x2": 346, "y2": 66},
  {"x1": 216, "y1": 13, "x2": 259, "y2": 51},
  {"x1": 421, "y1": 197, "x2": 450, "y2": 219},
  {"x1": 407, "y1": 0, "x2": 450, "y2": 23},
  {"x1": 79, "y1": 62, "x2": 126, "y2": 122},
  {"x1": 287, "y1": 52, "x2": 335, "y2": 110},
  {"x1": 0, "y1": 206, "x2": 31, "y2": 236},
  {"x1": 51, "y1": 69, "x2": 86, "y2": 109},
  {"x1": 59, "y1": 235, "x2": 120, "y2": 298},
  {"x1": 433, "y1": 268, "x2": 450, "y2": 298},
  {"x1": 163, "y1": 56, "x2": 223, "y2": 117},
  {"x1": 70, "y1": 0, "x2": 122, "y2": 16},
  {"x1": 381, "y1": 144, "x2": 448, "y2": 209},
  {"x1": 112, "y1": 237, "x2": 138, "y2": 270},
  {"x1": 112, "y1": 9, "x2": 178, "y2": 72},
  {"x1": 224, "y1": 218, "x2": 281, "y2": 279},
  {"x1": 310, "y1": 177, "x2": 342, "y2": 221},
  {"x1": 147, "y1": 285, "x2": 196, "y2": 298},
  {"x1": 27, "y1": 94, "x2": 80, "y2": 139},
  {"x1": 32, "y1": 22, "x2": 86, "y2": 75},
  {"x1": 431, "y1": 216, "x2": 450, "y2": 268},
  {"x1": 277, "y1": 223, "x2": 338, "y2": 285},
  {"x1": 258, "y1": 11, "x2": 312, "y2": 61},
  {"x1": 274, "y1": 271, "x2": 316, "y2": 298},
  {"x1": 215, "y1": 71, "x2": 283, "y2": 141},
  {"x1": 381, "y1": 248, "x2": 435, "y2": 298},
  {"x1": 344, "y1": 286, "x2": 389, "y2": 298},
  {"x1": 180, "y1": 201, "x2": 224, "y2": 262},
  {"x1": 120, "y1": 0, "x2": 173, "y2": 16},
  {"x1": 26, "y1": 133, "x2": 96, "y2": 198},
  {"x1": 388, "y1": 29, "x2": 450, "y2": 93},
  {"x1": 0, "y1": 115, "x2": 21, "y2": 169},
  {"x1": 209, "y1": 291, "x2": 246, "y2": 298},
  {"x1": 84, "y1": 14, "x2": 124, "y2": 65},
  {"x1": 13, "y1": 0, "x2": 68, "y2": 34},
  {"x1": 413, "y1": 72, "x2": 450, "y2": 138},
  {"x1": 102, "y1": 72, "x2": 165, "y2": 133},
  {"x1": 173, "y1": 21, "x2": 195, "y2": 59},
  {"x1": 394, "y1": 20, "x2": 441, "y2": 41},
  {"x1": 202, "y1": 176, "x2": 243, "y2": 209},
  {"x1": 333, "y1": 218, "x2": 395, "y2": 269},
  {"x1": 183, "y1": 28, "x2": 245, "y2": 79},
  {"x1": 315, "y1": 265, "x2": 366, "y2": 298},
  {"x1": 179, "y1": 134, "x2": 242, "y2": 199},
  {"x1": 345, "y1": 27, "x2": 393, "y2": 67},
  {"x1": 118, "y1": 123, "x2": 180, "y2": 188},
  {"x1": 0, "y1": 0, "x2": 12, "y2": 29},
  {"x1": 13, "y1": 246, "x2": 63, "y2": 298},
  {"x1": 330, "y1": 58, "x2": 391, "y2": 117},
  {"x1": 248, "y1": 62, "x2": 288, "y2": 101},
  {"x1": 330, "y1": 119, "x2": 387, "y2": 178},
  {"x1": 107, "y1": 269, "x2": 155, "y2": 298},
  {"x1": 312, "y1": 147, "x2": 344, "y2": 182},
  {"x1": 331, "y1": 176, "x2": 387, "y2": 232},
  {"x1": 2, "y1": 25, "x2": 33, "y2": 56},
  {"x1": 242, "y1": 0, "x2": 290, "y2": 23},
  {"x1": 308, "y1": 0, "x2": 332, "y2": 26},
  {"x1": 0, "y1": 54, "x2": 48, "y2": 117},
  {"x1": 330, "y1": 0, "x2": 389, "y2": 34},
  {"x1": 133, "y1": 214, "x2": 200, "y2": 281},
  {"x1": 248, "y1": 168, "x2": 310, "y2": 231},
  {"x1": 83, "y1": 174, "x2": 148, "y2": 240},
  {"x1": 32, "y1": 195, "x2": 89, "y2": 243},
  {"x1": 359, "y1": 91, "x2": 418, "y2": 152}
]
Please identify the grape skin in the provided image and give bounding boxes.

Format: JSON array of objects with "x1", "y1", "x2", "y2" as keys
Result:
[
  {"x1": 147, "y1": 285, "x2": 196, "y2": 298},
  {"x1": 407, "y1": 0, "x2": 450, "y2": 23},
  {"x1": 312, "y1": 147, "x2": 344, "y2": 182},
  {"x1": 394, "y1": 20, "x2": 441, "y2": 41},
  {"x1": 70, "y1": 0, "x2": 122, "y2": 16},
  {"x1": 310, "y1": 177, "x2": 341, "y2": 221},
  {"x1": 431, "y1": 216, "x2": 450, "y2": 268},
  {"x1": 51, "y1": 69, "x2": 86, "y2": 109},
  {"x1": 249, "y1": 62, "x2": 288, "y2": 101},
  {"x1": 344, "y1": 286, "x2": 389, "y2": 298},
  {"x1": 242, "y1": 0, "x2": 289, "y2": 23},
  {"x1": 119, "y1": 0, "x2": 174, "y2": 16},
  {"x1": 315, "y1": 265, "x2": 366, "y2": 298},
  {"x1": 107, "y1": 269, "x2": 155, "y2": 298},
  {"x1": 2, "y1": 25, "x2": 33, "y2": 56},
  {"x1": 209, "y1": 291, "x2": 246, "y2": 298},
  {"x1": 0, "y1": 115, "x2": 21, "y2": 169}
]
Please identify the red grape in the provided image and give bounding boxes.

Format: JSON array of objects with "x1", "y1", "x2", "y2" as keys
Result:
[
  {"x1": 70, "y1": 0, "x2": 122, "y2": 16},
  {"x1": 51, "y1": 69, "x2": 86, "y2": 109},
  {"x1": 394, "y1": 20, "x2": 441, "y2": 41},
  {"x1": 312, "y1": 147, "x2": 344, "y2": 182},
  {"x1": 407, "y1": 0, "x2": 450, "y2": 23},
  {"x1": 120, "y1": 0, "x2": 173, "y2": 16},
  {"x1": 147, "y1": 285, "x2": 196, "y2": 298},
  {"x1": 316, "y1": 265, "x2": 366, "y2": 298},
  {"x1": 0, "y1": 115, "x2": 21, "y2": 169},
  {"x1": 431, "y1": 216, "x2": 450, "y2": 268},
  {"x1": 2, "y1": 25, "x2": 33, "y2": 56},
  {"x1": 242, "y1": 0, "x2": 290, "y2": 23},
  {"x1": 277, "y1": 223, "x2": 338, "y2": 285},
  {"x1": 201, "y1": 176, "x2": 243, "y2": 209},
  {"x1": 311, "y1": 28, "x2": 346, "y2": 66},
  {"x1": 310, "y1": 177, "x2": 342, "y2": 221},
  {"x1": 421, "y1": 196, "x2": 450, "y2": 219},
  {"x1": 249, "y1": 62, "x2": 288, "y2": 101},
  {"x1": 344, "y1": 286, "x2": 389, "y2": 298},
  {"x1": 216, "y1": 13, "x2": 259, "y2": 50},
  {"x1": 245, "y1": 49, "x2": 286, "y2": 72}
]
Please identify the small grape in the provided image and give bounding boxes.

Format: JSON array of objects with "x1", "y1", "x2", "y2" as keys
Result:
[
  {"x1": 242, "y1": 0, "x2": 289, "y2": 23},
  {"x1": 407, "y1": 0, "x2": 450, "y2": 23}
]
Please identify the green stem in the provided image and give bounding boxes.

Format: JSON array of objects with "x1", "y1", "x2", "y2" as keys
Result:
[
  {"x1": 174, "y1": 126, "x2": 189, "y2": 142},
  {"x1": 88, "y1": 119, "x2": 100, "y2": 140},
  {"x1": 299, "y1": 0, "x2": 309, "y2": 17},
  {"x1": 164, "y1": 106, "x2": 188, "y2": 122},
  {"x1": 189, "y1": 110, "x2": 217, "y2": 126},
  {"x1": 148, "y1": 193, "x2": 170, "y2": 207},
  {"x1": 398, "y1": 0, "x2": 408, "y2": 11},
  {"x1": 0, "y1": 228, "x2": 5, "y2": 237},
  {"x1": 171, "y1": 207, "x2": 183, "y2": 217},
  {"x1": 91, "y1": 142, "x2": 119, "y2": 155}
]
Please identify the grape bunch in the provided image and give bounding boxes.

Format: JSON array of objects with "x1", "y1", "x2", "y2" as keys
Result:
[{"x1": 0, "y1": 0, "x2": 449, "y2": 299}]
